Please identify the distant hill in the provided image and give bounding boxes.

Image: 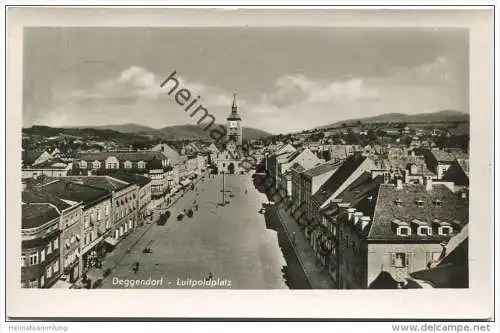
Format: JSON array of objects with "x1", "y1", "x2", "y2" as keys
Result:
[
  {"x1": 23, "y1": 123, "x2": 272, "y2": 142},
  {"x1": 318, "y1": 110, "x2": 469, "y2": 129},
  {"x1": 154, "y1": 124, "x2": 271, "y2": 140},
  {"x1": 91, "y1": 123, "x2": 158, "y2": 133},
  {"x1": 22, "y1": 125, "x2": 151, "y2": 144}
]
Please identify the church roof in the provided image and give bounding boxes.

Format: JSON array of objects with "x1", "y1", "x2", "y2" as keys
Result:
[{"x1": 227, "y1": 94, "x2": 242, "y2": 121}]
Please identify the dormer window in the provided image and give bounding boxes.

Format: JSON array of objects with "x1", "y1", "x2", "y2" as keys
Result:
[
  {"x1": 439, "y1": 225, "x2": 453, "y2": 236},
  {"x1": 415, "y1": 199, "x2": 424, "y2": 208},
  {"x1": 398, "y1": 226, "x2": 411, "y2": 236},
  {"x1": 433, "y1": 200, "x2": 443, "y2": 207},
  {"x1": 392, "y1": 219, "x2": 411, "y2": 236},
  {"x1": 417, "y1": 226, "x2": 432, "y2": 236},
  {"x1": 395, "y1": 199, "x2": 403, "y2": 207}
]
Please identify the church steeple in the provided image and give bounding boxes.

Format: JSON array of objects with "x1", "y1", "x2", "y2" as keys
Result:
[
  {"x1": 232, "y1": 93, "x2": 237, "y2": 111},
  {"x1": 227, "y1": 93, "x2": 241, "y2": 121}
]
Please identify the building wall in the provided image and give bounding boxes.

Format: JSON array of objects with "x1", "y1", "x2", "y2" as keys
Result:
[
  {"x1": 367, "y1": 243, "x2": 444, "y2": 287},
  {"x1": 80, "y1": 198, "x2": 112, "y2": 271},
  {"x1": 338, "y1": 219, "x2": 367, "y2": 289},
  {"x1": 21, "y1": 219, "x2": 61, "y2": 288},
  {"x1": 111, "y1": 185, "x2": 139, "y2": 240},
  {"x1": 22, "y1": 168, "x2": 69, "y2": 179},
  {"x1": 60, "y1": 206, "x2": 83, "y2": 283}
]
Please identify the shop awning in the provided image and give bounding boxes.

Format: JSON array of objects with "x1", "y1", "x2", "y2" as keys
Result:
[{"x1": 104, "y1": 237, "x2": 119, "y2": 246}]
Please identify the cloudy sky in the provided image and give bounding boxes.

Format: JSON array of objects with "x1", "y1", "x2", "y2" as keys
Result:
[{"x1": 23, "y1": 27, "x2": 468, "y2": 134}]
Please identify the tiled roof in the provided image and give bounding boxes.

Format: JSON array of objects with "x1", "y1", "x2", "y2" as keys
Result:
[
  {"x1": 39, "y1": 179, "x2": 111, "y2": 207},
  {"x1": 57, "y1": 176, "x2": 131, "y2": 192},
  {"x1": 456, "y1": 158, "x2": 469, "y2": 177},
  {"x1": 431, "y1": 149, "x2": 467, "y2": 163},
  {"x1": 366, "y1": 183, "x2": 469, "y2": 241},
  {"x1": 107, "y1": 171, "x2": 152, "y2": 187},
  {"x1": 302, "y1": 161, "x2": 341, "y2": 179},
  {"x1": 22, "y1": 149, "x2": 47, "y2": 165},
  {"x1": 22, "y1": 188, "x2": 72, "y2": 211},
  {"x1": 311, "y1": 154, "x2": 368, "y2": 208},
  {"x1": 289, "y1": 162, "x2": 306, "y2": 173},
  {"x1": 22, "y1": 203, "x2": 60, "y2": 229},
  {"x1": 77, "y1": 151, "x2": 167, "y2": 162}
]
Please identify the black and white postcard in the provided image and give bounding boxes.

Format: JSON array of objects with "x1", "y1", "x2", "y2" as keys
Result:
[{"x1": 4, "y1": 6, "x2": 494, "y2": 320}]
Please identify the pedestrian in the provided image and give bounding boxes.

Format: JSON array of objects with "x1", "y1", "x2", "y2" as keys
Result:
[{"x1": 292, "y1": 232, "x2": 296, "y2": 245}]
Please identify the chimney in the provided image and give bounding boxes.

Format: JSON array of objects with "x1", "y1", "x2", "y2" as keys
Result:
[
  {"x1": 347, "y1": 208, "x2": 356, "y2": 221},
  {"x1": 353, "y1": 212, "x2": 363, "y2": 225},
  {"x1": 361, "y1": 216, "x2": 371, "y2": 230},
  {"x1": 396, "y1": 178, "x2": 403, "y2": 190},
  {"x1": 424, "y1": 176, "x2": 433, "y2": 191}
]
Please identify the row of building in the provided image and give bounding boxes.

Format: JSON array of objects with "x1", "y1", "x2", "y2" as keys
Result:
[
  {"x1": 21, "y1": 173, "x2": 153, "y2": 288},
  {"x1": 263, "y1": 144, "x2": 469, "y2": 288}
]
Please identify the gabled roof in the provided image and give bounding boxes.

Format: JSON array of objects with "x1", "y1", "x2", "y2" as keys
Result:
[
  {"x1": 22, "y1": 188, "x2": 72, "y2": 211},
  {"x1": 22, "y1": 203, "x2": 60, "y2": 229},
  {"x1": 57, "y1": 176, "x2": 131, "y2": 192},
  {"x1": 22, "y1": 149, "x2": 48, "y2": 166},
  {"x1": 456, "y1": 158, "x2": 469, "y2": 177},
  {"x1": 77, "y1": 151, "x2": 168, "y2": 162},
  {"x1": 302, "y1": 161, "x2": 341, "y2": 179},
  {"x1": 38, "y1": 179, "x2": 112, "y2": 208},
  {"x1": 106, "y1": 171, "x2": 152, "y2": 187},
  {"x1": 366, "y1": 183, "x2": 469, "y2": 241},
  {"x1": 311, "y1": 154, "x2": 369, "y2": 208}
]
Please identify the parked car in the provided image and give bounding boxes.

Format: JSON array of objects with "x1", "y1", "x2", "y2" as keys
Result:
[{"x1": 177, "y1": 212, "x2": 185, "y2": 221}]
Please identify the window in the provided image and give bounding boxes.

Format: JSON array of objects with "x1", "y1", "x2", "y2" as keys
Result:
[
  {"x1": 105, "y1": 205, "x2": 110, "y2": 216},
  {"x1": 40, "y1": 249, "x2": 45, "y2": 263},
  {"x1": 439, "y1": 226, "x2": 453, "y2": 236},
  {"x1": 433, "y1": 200, "x2": 443, "y2": 207},
  {"x1": 391, "y1": 252, "x2": 407, "y2": 268},
  {"x1": 29, "y1": 253, "x2": 38, "y2": 265},
  {"x1": 53, "y1": 239, "x2": 58, "y2": 250},
  {"x1": 397, "y1": 226, "x2": 411, "y2": 236},
  {"x1": 21, "y1": 255, "x2": 26, "y2": 267},
  {"x1": 53, "y1": 260, "x2": 59, "y2": 273},
  {"x1": 395, "y1": 199, "x2": 403, "y2": 207},
  {"x1": 418, "y1": 226, "x2": 432, "y2": 236},
  {"x1": 46, "y1": 266, "x2": 52, "y2": 279},
  {"x1": 84, "y1": 216, "x2": 90, "y2": 228},
  {"x1": 47, "y1": 243, "x2": 52, "y2": 255},
  {"x1": 97, "y1": 209, "x2": 102, "y2": 221},
  {"x1": 416, "y1": 200, "x2": 424, "y2": 208}
]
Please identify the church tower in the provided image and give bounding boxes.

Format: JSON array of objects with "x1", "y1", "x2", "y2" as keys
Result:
[{"x1": 226, "y1": 93, "x2": 243, "y2": 147}]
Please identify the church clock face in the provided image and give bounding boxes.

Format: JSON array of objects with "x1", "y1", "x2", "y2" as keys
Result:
[{"x1": 229, "y1": 121, "x2": 238, "y2": 128}]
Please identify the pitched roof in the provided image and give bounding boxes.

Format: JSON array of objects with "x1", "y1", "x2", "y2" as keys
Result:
[
  {"x1": 311, "y1": 154, "x2": 369, "y2": 208},
  {"x1": 22, "y1": 149, "x2": 48, "y2": 165},
  {"x1": 107, "y1": 171, "x2": 152, "y2": 187},
  {"x1": 57, "y1": 176, "x2": 131, "y2": 192},
  {"x1": 302, "y1": 161, "x2": 341, "y2": 179},
  {"x1": 366, "y1": 183, "x2": 469, "y2": 241},
  {"x1": 289, "y1": 162, "x2": 306, "y2": 173},
  {"x1": 22, "y1": 203, "x2": 60, "y2": 229},
  {"x1": 456, "y1": 158, "x2": 470, "y2": 177},
  {"x1": 39, "y1": 179, "x2": 111, "y2": 207},
  {"x1": 77, "y1": 151, "x2": 167, "y2": 162},
  {"x1": 431, "y1": 149, "x2": 467, "y2": 163},
  {"x1": 22, "y1": 188, "x2": 72, "y2": 211}
]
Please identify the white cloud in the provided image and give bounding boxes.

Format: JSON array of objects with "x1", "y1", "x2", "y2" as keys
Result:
[{"x1": 41, "y1": 58, "x2": 465, "y2": 133}]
